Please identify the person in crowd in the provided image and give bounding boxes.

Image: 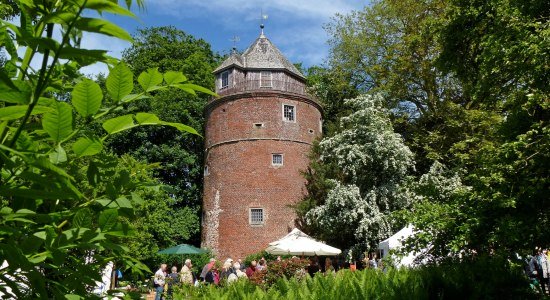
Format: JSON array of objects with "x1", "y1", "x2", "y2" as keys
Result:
[
  {"x1": 307, "y1": 256, "x2": 320, "y2": 277},
  {"x1": 246, "y1": 260, "x2": 257, "y2": 278},
  {"x1": 233, "y1": 261, "x2": 247, "y2": 278},
  {"x1": 534, "y1": 247, "x2": 550, "y2": 294},
  {"x1": 153, "y1": 263, "x2": 167, "y2": 300},
  {"x1": 277, "y1": 256, "x2": 282, "y2": 262},
  {"x1": 166, "y1": 266, "x2": 179, "y2": 298},
  {"x1": 257, "y1": 257, "x2": 267, "y2": 271},
  {"x1": 200, "y1": 258, "x2": 216, "y2": 281},
  {"x1": 220, "y1": 260, "x2": 234, "y2": 281},
  {"x1": 237, "y1": 259, "x2": 246, "y2": 271},
  {"x1": 180, "y1": 259, "x2": 193, "y2": 285},
  {"x1": 325, "y1": 257, "x2": 335, "y2": 274},
  {"x1": 205, "y1": 261, "x2": 220, "y2": 285},
  {"x1": 369, "y1": 252, "x2": 379, "y2": 269}
]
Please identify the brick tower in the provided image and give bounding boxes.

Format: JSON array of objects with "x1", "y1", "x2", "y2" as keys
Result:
[{"x1": 201, "y1": 28, "x2": 322, "y2": 259}]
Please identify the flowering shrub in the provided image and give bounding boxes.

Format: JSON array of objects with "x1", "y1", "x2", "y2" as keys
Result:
[
  {"x1": 305, "y1": 94, "x2": 415, "y2": 249},
  {"x1": 249, "y1": 258, "x2": 310, "y2": 288}
]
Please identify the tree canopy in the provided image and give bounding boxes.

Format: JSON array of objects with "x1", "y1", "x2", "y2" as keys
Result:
[
  {"x1": 301, "y1": 0, "x2": 549, "y2": 259},
  {"x1": 102, "y1": 27, "x2": 220, "y2": 251}
]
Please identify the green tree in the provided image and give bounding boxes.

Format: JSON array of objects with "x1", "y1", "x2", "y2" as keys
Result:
[
  {"x1": 404, "y1": 0, "x2": 549, "y2": 255},
  {"x1": 104, "y1": 27, "x2": 219, "y2": 248},
  {"x1": 324, "y1": 0, "x2": 485, "y2": 174},
  {"x1": 305, "y1": 66, "x2": 358, "y2": 134},
  {"x1": 0, "y1": 1, "x2": 212, "y2": 298}
]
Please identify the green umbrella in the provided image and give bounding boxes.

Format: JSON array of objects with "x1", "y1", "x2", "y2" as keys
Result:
[
  {"x1": 157, "y1": 244, "x2": 208, "y2": 264},
  {"x1": 158, "y1": 244, "x2": 207, "y2": 255}
]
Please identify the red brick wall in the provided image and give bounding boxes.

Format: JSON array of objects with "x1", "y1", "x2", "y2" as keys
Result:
[{"x1": 202, "y1": 91, "x2": 322, "y2": 260}]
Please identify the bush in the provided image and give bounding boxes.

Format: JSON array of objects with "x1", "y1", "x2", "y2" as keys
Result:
[
  {"x1": 173, "y1": 256, "x2": 536, "y2": 299},
  {"x1": 249, "y1": 258, "x2": 310, "y2": 288}
]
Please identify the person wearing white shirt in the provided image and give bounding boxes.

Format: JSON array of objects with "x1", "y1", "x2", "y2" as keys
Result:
[{"x1": 154, "y1": 264, "x2": 167, "y2": 300}]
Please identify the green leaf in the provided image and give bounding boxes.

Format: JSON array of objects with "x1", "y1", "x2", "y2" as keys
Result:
[
  {"x1": 49, "y1": 144, "x2": 67, "y2": 164},
  {"x1": 120, "y1": 93, "x2": 149, "y2": 103},
  {"x1": 1, "y1": 29, "x2": 17, "y2": 59},
  {"x1": 99, "y1": 209, "x2": 118, "y2": 231},
  {"x1": 115, "y1": 197, "x2": 132, "y2": 208},
  {"x1": 175, "y1": 83, "x2": 217, "y2": 97},
  {"x1": 131, "y1": 192, "x2": 143, "y2": 205},
  {"x1": 72, "y1": 137, "x2": 103, "y2": 157},
  {"x1": 0, "y1": 80, "x2": 32, "y2": 104},
  {"x1": 106, "y1": 63, "x2": 133, "y2": 102},
  {"x1": 42, "y1": 11, "x2": 76, "y2": 25},
  {"x1": 59, "y1": 47, "x2": 108, "y2": 66},
  {"x1": 84, "y1": 0, "x2": 136, "y2": 17},
  {"x1": 138, "y1": 68, "x2": 163, "y2": 92},
  {"x1": 74, "y1": 17, "x2": 133, "y2": 42},
  {"x1": 102, "y1": 114, "x2": 136, "y2": 134},
  {"x1": 42, "y1": 102, "x2": 73, "y2": 142},
  {"x1": 34, "y1": 231, "x2": 47, "y2": 240},
  {"x1": 0, "y1": 68, "x2": 17, "y2": 91},
  {"x1": 135, "y1": 112, "x2": 160, "y2": 125},
  {"x1": 164, "y1": 71, "x2": 186, "y2": 84},
  {"x1": 0, "y1": 105, "x2": 51, "y2": 121},
  {"x1": 72, "y1": 79, "x2": 103, "y2": 117},
  {"x1": 73, "y1": 208, "x2": 93, "y2": 228},
  {"x1": 161, "y1": 121, "x2": 199, "y2": 135}
]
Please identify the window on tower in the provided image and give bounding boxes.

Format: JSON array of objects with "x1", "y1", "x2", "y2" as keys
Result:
[
  {"x1": 250, "y1": 208, "x2": 264, "y2": 225},
  {"x1": 260, "y1": 71, "x2": 272, "y2": 87},
  {"x1": 221, "y1": 70, "x2": 229, "y2": 89},
  {"x1": 283, "y1": 104, "x2": 295, "y2": 122},
  {"x1": 272, "y1": 153, "x2": 283, "y2": 166}
]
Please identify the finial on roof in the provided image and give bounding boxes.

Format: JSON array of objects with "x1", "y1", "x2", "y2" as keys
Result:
[
  {"x1": 260, "y1": 9, "x2": 268, "y2": 37},
  {"x1": 230, "y1": 35, "x2": 240, "y2": 54}
]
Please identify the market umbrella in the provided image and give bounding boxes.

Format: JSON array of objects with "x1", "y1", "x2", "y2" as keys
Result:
[
  {"x1": 265, "y1": 228, "x2": 341, "y2": 256},
  {"x1": 157, "y1": 244, "x2": 208, "y2": 264}
]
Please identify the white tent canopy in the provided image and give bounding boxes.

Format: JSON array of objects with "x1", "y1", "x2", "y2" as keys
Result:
[
  {"x1": 265, "y1": 228, "x2": 341, "y2": 256},
  {"x1": 378, "y1": 225, "x2": 427, "y2": 267}
]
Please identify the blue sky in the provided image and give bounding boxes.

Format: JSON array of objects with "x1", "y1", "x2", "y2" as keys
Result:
[{"x1": 78, "y1": 0, "x2": 368, "y2": 75}]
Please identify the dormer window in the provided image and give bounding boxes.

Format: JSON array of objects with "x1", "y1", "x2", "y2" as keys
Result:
[
  {"x1": 221, "y1": 71, "x2": 229, "y2": 89},
  {"x1": 260, "y1": 71, "x2": 272, "y2": 87}
]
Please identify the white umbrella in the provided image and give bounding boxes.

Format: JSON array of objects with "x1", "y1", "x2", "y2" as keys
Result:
[{"x1": 265, "y1": 228, "x2": 341, "y2": 256}]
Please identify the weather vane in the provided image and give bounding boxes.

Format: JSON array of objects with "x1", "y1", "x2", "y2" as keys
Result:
[
  {"x1": 229, "y1": 35, "x2": 240, "y2": 53},
  {"x1": 260, "y1": 9, "x2": 268, "y2": 36}
]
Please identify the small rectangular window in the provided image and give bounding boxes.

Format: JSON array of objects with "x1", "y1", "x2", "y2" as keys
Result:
[
  {"x1": 260, "y1": 71, "x2": 272, "y2": 87},
  {"x1": 221, "y1": 71, "x2": 229, "y2": 89},
  {"x1": 250, "y1": 208, "x2": 264, "y2": 225},
  {"x1": 283, "y1": 104, "x2": 295, "y2": 122},
  {"x1": 272, "y1": 153, "x2": 283, "y2": 166}
]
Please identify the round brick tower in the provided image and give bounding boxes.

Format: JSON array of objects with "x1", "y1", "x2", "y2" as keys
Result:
[{"x1": 201, "y1": 30, "x2": 322, "y2": 259}]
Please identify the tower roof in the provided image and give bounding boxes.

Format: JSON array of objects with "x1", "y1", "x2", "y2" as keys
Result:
[{"x1": 214, "y1": 34, "x2": 305, "y2": 80}]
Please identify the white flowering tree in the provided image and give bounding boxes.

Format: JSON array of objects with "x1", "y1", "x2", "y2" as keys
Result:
[{"x1": 304, "y1": 94, "x2": 414, "y2": 249}]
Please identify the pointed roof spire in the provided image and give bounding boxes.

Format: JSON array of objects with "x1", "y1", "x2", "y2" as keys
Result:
[
  {"x1": 260, "y1": 10, "x2": 268, "y2": 38},
  {"x1": 213, "y1": 11, "x2": 304, "y2": 80}
]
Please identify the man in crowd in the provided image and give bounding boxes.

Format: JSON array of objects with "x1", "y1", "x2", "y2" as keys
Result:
[
  {"x1": 180, "y1": 259, "x2": 194, "y2": 285},
  {"x1": 154, "y1": 263, "x2": 167, "y2": 300}
]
